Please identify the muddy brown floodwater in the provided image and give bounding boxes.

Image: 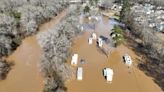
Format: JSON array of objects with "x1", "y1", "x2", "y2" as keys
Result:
[
  {"x1": 156, "y1": 32, "x2": 164, "y2": 42},
  {"x1": 66, "y1": 15, "x2": 162, "y2": 92},
  {"x1": 0, "y1": 10, "x2": 67, "y2": 92}
]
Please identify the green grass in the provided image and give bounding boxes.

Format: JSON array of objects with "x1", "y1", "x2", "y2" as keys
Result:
[{"x1": 112, "y1": 25, "x2": 125, "y2": 47}]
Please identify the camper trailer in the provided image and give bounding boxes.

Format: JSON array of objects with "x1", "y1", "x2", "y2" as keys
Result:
[
  {"x1": 88, "y1": 16, "x2": 99, "y2": 21},
  {"x1": 92, "y1": 33, "x2": 97, "y2": 40},
  {"x1": 103, "y1": 68, "x2": 114, "y2": 83},
  {"x1": 77, "y1": 67, "x2": 83, "y2": 80},
  {"x1": 98, "y1": 38, "x2": 103, "y2": 47},
  {"x1": 88, "y1": 37, "x2": 93, "y2": 45},
  {"x1": 71, "y1": 54, "x2": 78, "y2": 66},
  {"x1": 123, "y1": 54, "x2": 132, "y2": 66}
]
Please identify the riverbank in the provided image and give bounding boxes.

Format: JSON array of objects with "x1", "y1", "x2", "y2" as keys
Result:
[{"x1": 0, "y1": 9, "x2": 68, "y2": 92}]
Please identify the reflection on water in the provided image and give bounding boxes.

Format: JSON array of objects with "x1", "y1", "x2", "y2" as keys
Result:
[{"x1": 80, "y1": 14, "x2": 120, "y2": 31}]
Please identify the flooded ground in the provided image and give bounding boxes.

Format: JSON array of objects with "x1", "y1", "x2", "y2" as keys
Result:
[
  {"x1": 66, "y1": 15, "x2": 162, "y2": 92},
  {"x1": 0, "y1": 37, "x2": 44, "y2": 92},
  {"x1": 0, "y1": 10, "x2": 68, "y2": 92},
  {"x1": 66, "y1": 31, "x2": 162, "y2": 92},
  {"x1": 156, "y1": 32, "x2": 164, "y2": 42}
]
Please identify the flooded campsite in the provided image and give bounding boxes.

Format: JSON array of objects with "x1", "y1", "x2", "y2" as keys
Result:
[
  {"x1": 66, "y1": 15, "x2": 162, "y2": 92},
  {"x1": 0, "y1": 1, "x2": 163, "y2": 92}
]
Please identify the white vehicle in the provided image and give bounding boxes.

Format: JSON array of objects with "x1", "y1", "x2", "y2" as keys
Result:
[
  {"x1": 88, "y1": 16, "x2": 99, "y2": 21},
  {"x1": 103, "y1": 68, "x2": 114, "y2": 83},
  {"x1": 71, "y1": 54, "x2": 78, "y2": 66},
  {"x1": 92, "y1": 33, "x2": 97, "y2": 40},
  {"x1": 123, "y1": 54, "x2": 132, "y2": 66},
  {"x1": 98, "y1": 38, "x2": 103, "y2": 47},
  {"x1": 88, "y1": 37, "x2": 93, "y2": 45},
  {"x1": 77, "y1": 67, "x2": 83, "y2": 80}
]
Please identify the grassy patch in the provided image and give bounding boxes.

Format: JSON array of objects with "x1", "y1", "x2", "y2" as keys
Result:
[{"x1": 112, "y1": 25, "x2": 125, "y2": 47}]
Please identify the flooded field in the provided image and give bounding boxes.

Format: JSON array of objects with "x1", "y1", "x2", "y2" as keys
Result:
[
  {"x1": 0, "y1": 10, "x2": 68, "y2": 92},
  {"x1": 66, "y1": 15, "x2": 162, "y2": 92}
]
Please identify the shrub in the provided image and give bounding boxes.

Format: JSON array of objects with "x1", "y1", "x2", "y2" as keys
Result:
[
  {"x1": 83, "y1": 5, "x2": 90, "y2": 14},
  {"x1": 9, "y1": 11, "x2": 21, "y2": 20},
  {"x1": 0, "y1": 59, "x2": 13, "y2": 80},
  {"x1": 112, "y1": 25, "x2": 124, "y2": 46}
]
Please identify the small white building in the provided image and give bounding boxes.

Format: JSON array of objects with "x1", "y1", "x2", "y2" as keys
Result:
[
  {"x1": 88, "y1": 37, "x2": 93, "y2": 45},
  {"x1": 71, "y1": 54, "x2": 78, "y2": 66},
  {"x1": 123, "y1": 54, "x2": 132, "y2": 66},
  {"x1": 92, "y1": 33, "x2": 97, "y2": 40},
  {"x1": 77, "y1": 67, "x2": 83, "y2": 80},
  {"x1": 103, "y1": 68, "x2": 114, "y2": 83}
]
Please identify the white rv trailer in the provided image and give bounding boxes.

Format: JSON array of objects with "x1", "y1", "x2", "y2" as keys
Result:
[
  {"x1": 123, "y1": 54, "x2": 132, "y2": 66},
  {"x1": 103, "y1": 68, "x2": 114, "y2": 83},
  {"x1": 98, "y1": 38, "x2": 103, "y2": 47},
  {"x1": 77, "y1": 67, "x2": 83, "y2": 80},
  {"x1": 88, "y1": 37, "x2": 93, "y2": 45},
  {"x1": 92, "y1": 33, "x2": 97, "y2": 40},
  {"x1": 71, "y1": 54, "x2": 78, "y2": 66}
]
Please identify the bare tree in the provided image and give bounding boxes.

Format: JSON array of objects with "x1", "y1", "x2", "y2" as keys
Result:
[{"x1": 37, "y1": 6, "x2": 81, "y2": 92}]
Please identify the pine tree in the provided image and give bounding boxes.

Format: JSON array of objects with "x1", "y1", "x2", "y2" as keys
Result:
[{"x1": 120, "y1": 0, "x2": 131, "y2": 24}]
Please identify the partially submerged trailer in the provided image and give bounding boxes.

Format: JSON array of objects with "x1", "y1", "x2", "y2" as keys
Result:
[
  {"x1": 92, "y1": 33, "x2": 97, "y2": 40},
  {"x1": 98, "y1": 37, "x2": 103, "y2": 47},
  {"x1": 123, "y1": 54, "x2": 132, "y2": 66},
  {"x1": 77, "y1": 67, "x2": 83, "y2": 80},
  {"x1": 71, "y1": 54, "x2": 78, "y2": 66},
  {"x1": 103, "y1": 68, "x2": 114, "y2": 83},
  {"x1": 88, "y1": 37, "x2": 93, "y2": 45}
]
